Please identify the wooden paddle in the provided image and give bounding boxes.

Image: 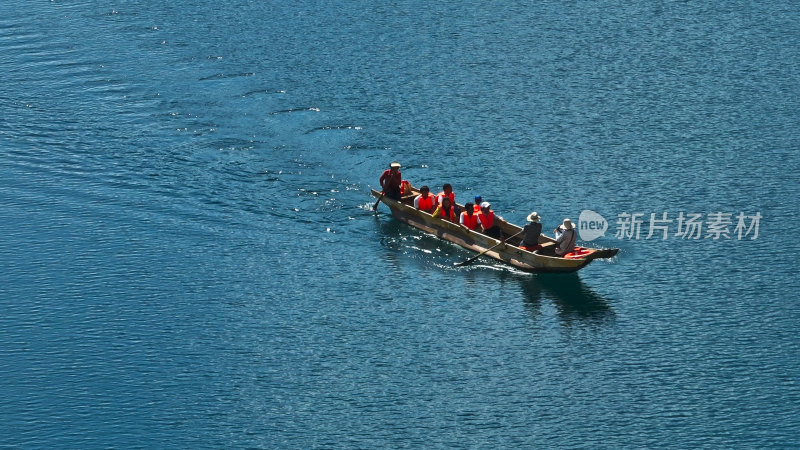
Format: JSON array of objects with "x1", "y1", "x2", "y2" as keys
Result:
[
  {"x1": 454, "y1": 229, "x2": 524, "y2": 267},
  {"x1": 372, "y1": 192, "x2": 385, "y2": 211}
]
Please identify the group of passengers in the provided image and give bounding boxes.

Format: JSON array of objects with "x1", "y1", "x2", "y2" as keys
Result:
[
  {"x1": 379, "y1": 162, "x2": 577, "y2": 256},
  {"x1": 416, "y1": 185, "x2": 505, "y2": 239}
]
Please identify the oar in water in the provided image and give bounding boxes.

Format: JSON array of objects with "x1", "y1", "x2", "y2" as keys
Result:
[
  {"x1": 454, "y1": 229, "x2": 524, "y2": 267},
  {"x1": 373, "y1": 182, "x2": 415, "y2": 211},
  {"x1": 372, "y1": 192, "x2": 384, "y2": 211}
]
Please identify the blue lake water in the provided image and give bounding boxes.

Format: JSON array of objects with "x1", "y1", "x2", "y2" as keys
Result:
[{"x1": 1, "y1": 1, "x2": 799, "y2": 447}]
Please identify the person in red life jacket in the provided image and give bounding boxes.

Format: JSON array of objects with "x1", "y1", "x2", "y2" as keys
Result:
[
  {"x1": 431, "y1": 196, "x2": 456, "y2": 222},
  {"x1": 434, "y1": 183, "x2": 455, "y2": 208},
  {"x1": 519, "y1": 211, "x2": 543, "y2": 252},
  {"x1": 477, "y1": 201, "x2": 506, "y2": 239},
  {"x1": 379, "y1": 162, "x2": 402, "y2": 200},
  {"x1": 472, "y1": 195, "x2": 483, "y2": 214},
  {"x1": 413, "y1": 185, "x2": 435, "y2": 213},
  {"x1": 399, "y1": 180, "x2": 413, "y2": 197},
  {"x1": 459, "y1": 202, "x2": 481, "y2": 231}
]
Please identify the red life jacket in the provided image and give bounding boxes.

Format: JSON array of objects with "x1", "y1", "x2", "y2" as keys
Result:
[
  {"x1": 400, "y1": 180, "x2": 412, "y2": 195},
  {"x1": 461, "y1": 212, "x2": 479, "y2": 230},
  {"x1": 436, "y1": 191, "x2": 455, "y2": 206},
  {"x1": 478, "y1": 210, "x2": 495, "y2": 229},
  {"x1": 434, "y1": 205, "x2": 455, "y2": 221},
  {"x1": 416, "y1": 194, "x2": 434, "y2": 211}
]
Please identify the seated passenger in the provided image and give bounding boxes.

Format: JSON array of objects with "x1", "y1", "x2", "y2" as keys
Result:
[
  {"x1": 434, "y1": 183, "x2": 455, "y2": 208},
  {"x1": 459, "y1": 202, "x2": 481, "y2": 231},
  {"x1": 553, "y1": 218, "x2": 577, "y2": 256},
  {"x1": 413, "y1": 185, "x2": 436, "y2": 213},
  {"x1": 400, "y1": 180, "x2": 413, "y2": 197},
  {"x1": 520, "y1": 212, "x2": 543, "y2": 252},
  {"x1": 431, "y1": 196, "x2": 456, "y2": 222},
  {"x1": 477, "y1": 202, "x2": 505, "y2": 239},
  {"x1": 473, "y1": 195, "x2": 482, "y2": 214}
]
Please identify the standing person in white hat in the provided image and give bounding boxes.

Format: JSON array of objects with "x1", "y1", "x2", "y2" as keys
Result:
[
  {"x1": 553, "y1": 218, "x2": 577, "y2": 256},
  {"x1": 379, "y1": 162, "x2": 403, "y2": 200}
]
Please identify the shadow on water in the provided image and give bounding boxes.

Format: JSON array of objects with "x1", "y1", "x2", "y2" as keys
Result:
[
  {"x1": 511, "y1": 272, "x2": 615, "y2": 324},
  {"x1": 374, "y1": 213, "x2": 409, "y2": 250},
  {"x1": 374, "y1": 212, "x2": 615, "y2": 324}
]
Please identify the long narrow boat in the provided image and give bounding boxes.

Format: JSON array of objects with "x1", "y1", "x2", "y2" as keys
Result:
[{"x1": 372, "y1": 187, "x2": 619, "y2": 273}]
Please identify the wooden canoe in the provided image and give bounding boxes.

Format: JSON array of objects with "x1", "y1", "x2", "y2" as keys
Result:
[{"x1": 372, "y1": 188, "x2": 619, "y2": 273}]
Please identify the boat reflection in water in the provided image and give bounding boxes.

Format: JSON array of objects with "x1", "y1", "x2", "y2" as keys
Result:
[
  {"x1": 515, "y1": 272, "x2": 614, "y2": 324},
  {"x1": 375, "y1": 215, "x2": 614, "y2": 324}
]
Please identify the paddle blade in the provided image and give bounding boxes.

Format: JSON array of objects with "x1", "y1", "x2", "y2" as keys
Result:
[
  {"x1": 454, "y1": 258, "x2": 477, "y2": 267},
  {"x1": 372, "y1": 192, "x2": 384, "y2": 211}
]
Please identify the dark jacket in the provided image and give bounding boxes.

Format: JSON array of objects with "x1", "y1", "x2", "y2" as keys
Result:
[{"x1": 522, "y1": 222, "x2": 542, "y2": 246}]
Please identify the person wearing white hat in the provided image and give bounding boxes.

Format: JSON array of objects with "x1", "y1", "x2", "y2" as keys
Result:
[
  {"x1": 520, "y1": 212, "x2": 543, "y2": 252},
  {"x1": 379, "y1": 162, "x2": 403, "y2": 200},
  {"x1": 477, "y1": 201, "x2": 505, "y2": 239},
  {"x1": 553, "y1": 218, "x2": 577, "y2": 256}
]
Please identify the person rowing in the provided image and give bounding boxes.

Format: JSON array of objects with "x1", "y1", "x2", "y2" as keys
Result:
[
  {"x1": 520, "y1": 212, "x2": 543, "y2": 252},
  {"x1": 379, "y1": 162, "x2": 403, "y2": 200}
]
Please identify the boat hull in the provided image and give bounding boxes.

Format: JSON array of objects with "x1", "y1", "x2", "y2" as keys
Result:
[{"x1": 372, "y1": 189, "x2": 618, "y2": 273}]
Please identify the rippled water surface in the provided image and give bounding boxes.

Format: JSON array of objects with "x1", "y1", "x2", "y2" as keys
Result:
[{"x1": 2, "y1": 1, "x2": 799, "y2": 447}]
